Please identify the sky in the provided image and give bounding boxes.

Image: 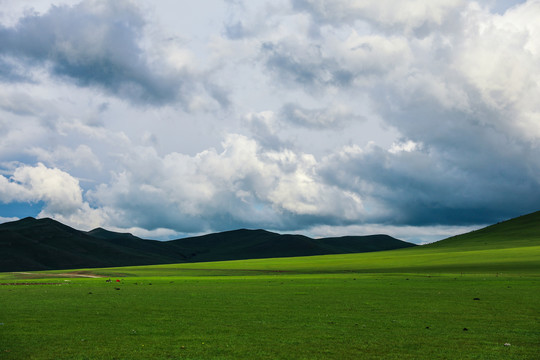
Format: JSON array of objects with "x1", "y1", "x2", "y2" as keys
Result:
[{"x1": 0, "y1": 0, "x2": 538, "y2": 243}]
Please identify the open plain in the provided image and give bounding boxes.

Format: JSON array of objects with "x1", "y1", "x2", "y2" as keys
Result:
[{"x1": 1, "y1": 212, "x2": 539, "y2": 359}]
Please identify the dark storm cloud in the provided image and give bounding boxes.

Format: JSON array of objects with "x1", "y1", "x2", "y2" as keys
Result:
[
  {"x1": 0, "y1": 1, "x2": 222, "y2": 108},
  {"x1": 319, "y1": 117, "x2": 540, "y2": 226},
  {"x1": 363, "y1": 82, "x2": 540, "y2": 226}
]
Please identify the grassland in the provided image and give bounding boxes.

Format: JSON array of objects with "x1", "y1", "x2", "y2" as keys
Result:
[{"x1": 1, "y1": 213, "x2": 539, "y2": 359}]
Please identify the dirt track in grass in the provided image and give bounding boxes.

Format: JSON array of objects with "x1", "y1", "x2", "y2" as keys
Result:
[
  {"x1": 0, "y1": 282, "x2": 62, "y2": 285},
  {"x1": 12, "y1": 271, "x2": 105, "y2": 278}
]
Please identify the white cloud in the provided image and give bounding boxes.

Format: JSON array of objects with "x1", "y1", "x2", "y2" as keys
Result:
[
  {"x1": 451, "y1": 1, "x2": 540, "y2": 139},
  {"x1": 110, "y1": 225, "x2": 180, "y2": 241},
  {"x1": 0, "y1": 163, "x2": 83, "y2": 213},
  {"x1": 86, "y1": 133, "x2": 365, "y2": 232},
  {"x1": 253, "y1": 0, "x2": 540, "y2": 146},
  {"x1": 0, "y1": 163, "x2": 107, "y2": 229},
  {"x1": 306, "y1": 223, "x2": 484, "y2": 245},
  {"x1": 389, "y1": 140, "x2": 421, "y2": 154},
  {"x1": 40, "y1": 202, "x2": 109, "y2": 231},
  {"x1": 0, "y1": 216, "x2": 19, "y2": 224}
]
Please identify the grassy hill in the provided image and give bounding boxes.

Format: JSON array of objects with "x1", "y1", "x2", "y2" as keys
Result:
[
  {"x1": 424, "y1": 210, "x2": 540, "y2": 250},
  {"x1": 0, "y1": 217, "x2": 414, "y2": 272},
  {"x1": 104, "y1": 210, "x2": 540, "y2": 277}
]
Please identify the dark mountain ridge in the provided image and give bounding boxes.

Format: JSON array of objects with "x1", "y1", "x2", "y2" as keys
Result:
[
  {"x1": 0, "y1": 217, "x2": 187, "y2": 272},
  {"x1": 0, "y1": 217, "x2": 415, "y2": 272}
]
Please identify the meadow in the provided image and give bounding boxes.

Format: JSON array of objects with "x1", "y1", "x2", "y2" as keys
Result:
[{"x1": 1, "y1": 215, "x2": 539, "y2": 359}]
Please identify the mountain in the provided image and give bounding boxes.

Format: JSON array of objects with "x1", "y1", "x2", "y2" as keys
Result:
[
  {"x1": 425, "y1": 210, "x2": 540, "y2": 250},
  {"x1": 0, "y1": 217, "x2": 186, "y2": 272},
  {"x1": 0, "y1": 217, "x2": 415, "y2": 272},
  {"x1": 164, "y1": 229, "x2": 414, "y2": 262}
]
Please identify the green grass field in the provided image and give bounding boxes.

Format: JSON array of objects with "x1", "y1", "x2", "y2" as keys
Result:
[{"x1": 1, "y1": 214, "x2": 539, "y2": 359}]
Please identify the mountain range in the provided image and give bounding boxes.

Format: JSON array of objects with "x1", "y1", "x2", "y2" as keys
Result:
[{"x1": 0, "y1": 217, "x2": 416, "y2": 272}]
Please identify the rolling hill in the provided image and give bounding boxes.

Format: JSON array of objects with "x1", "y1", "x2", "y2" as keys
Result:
[
  {"x1": 0, "y1": 217, "x2": 415, "y2": 272},
  {"x1": 424, "y1": 210, "x2": 540, "y2": 250},
  {"x1": 126, "y1": 210, "x2": 539, "y2": 276}
]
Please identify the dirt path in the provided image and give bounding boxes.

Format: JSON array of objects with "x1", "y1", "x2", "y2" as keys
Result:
[
  {"x1": 58, "y1": 272, "x2": 104, "y2": 278},
  {"x1": 0, "y1": 282, "x2": 62, "y2": 285},
  {"x1": 13, "y1": 271, "x2": 105, "y2": 278}
]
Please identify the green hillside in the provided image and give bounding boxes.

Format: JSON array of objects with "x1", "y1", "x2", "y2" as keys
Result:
[
  {"x1": 99, "y1": 211, "x2": 540, "y2": 277},
  {"x1": 424, "y1": 210, "x2": 540, "y2": 250}
]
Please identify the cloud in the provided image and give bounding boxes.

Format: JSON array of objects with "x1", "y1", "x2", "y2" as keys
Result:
[
  {"x1": 0, "y1": 216, "x2": 19, "y2": 224},
  {"x1": 27, "y1": 144, "x2": 102, "y2": 171},
  {"x1": 0, "y1": 0, "x2": 226, "y2": 108},
  {"x1": 291, "y1": 0, "x2": 464, "y2": 33},
  {"x1": 224, "y1": 21, "x2": 248, "y2": 39},
  {"x1": 449, "y1": 1, "x2": 540, "y2": 139},
  {"x1": 246, "y1": 0, "x2": 540, "y2": 226},
  {"x1": 258, "y1": 21, "x2": 413, "y2": 94},
  {"x1": 283, "y1": 0, "x2": 540, "y2": 142},
  {"x1": 306, "y1": 222, "x2": 484, "y2": 244},
  {"x1": 261, "y1": 40, "x2": 352, "y2": 89},
  {"x1": 1, "y1": 0, "x2": 539, "y2": 241},
  {"x1": 0, "y1": 162, "x2": 107, "y2": 229},
  {"x1": 1, "y1": 129, "x2": 538, "y2": 239},
  {"x1": 388, "y1": 140, "x2": 421, "y2": 154},
  {"x1": 243, "y1": 110, "x2": 288, "y2": 149},
  {"x1": 0, "y1": 89, "x2": 59, "y2": 120},
  {"x1": 0, "y1": 56, "x2": 32, "y2": 82},
  {"x1": 87, "y1": 134, "x2": 364, "y2": 233},
  {"x1": 319, "y1": 136, "x2": 540, "y2": 226},
  {"x1": 280, "y1": 102, "x2": 361, "y2": 129},
  {"x1": 0, "y1": 163, "x2": 83, "y2": 214}
]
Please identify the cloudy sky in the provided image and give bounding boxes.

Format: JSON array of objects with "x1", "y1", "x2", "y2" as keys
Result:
[{"x1": 0, "y1": 0, "x2": 539, "y2": 243}]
